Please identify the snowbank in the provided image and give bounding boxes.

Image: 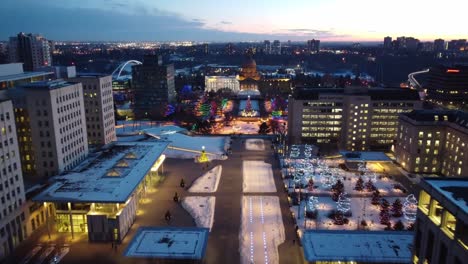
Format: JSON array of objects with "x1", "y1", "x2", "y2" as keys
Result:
[
  {"x1": 245, "y1": 139, "x2": 265, "y2": 151},
  {"x1": 239, "y1": 196, "x2": 285, "y2": 264},
  {"x1": 243, "y1": 161, "x2": 276, "y2": 193},
  {"x1": 188, "y1": 165, "x2": 222, "y2": 193},
  {"x1": 182, "y1": 196, "x2": 216, "y2": 231}
]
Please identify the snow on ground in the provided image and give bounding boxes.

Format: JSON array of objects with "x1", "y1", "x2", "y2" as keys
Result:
[
  {"x1": 245, "y1": 139, "x2": 265, "y2": 151},
  {"x1": 217, "y1": 121, "x2": 262, "y2": 135},
  {"x1": 292, "y1": 196, "x2": 413, "y2": 236},
  {"x1": 243, "y1": 161, "x2": 276, "y2": 193},
  {"x1": 240, "y1": 196, "x2": 285, "y2": 264},
  {"x1": 182, "y1": 196, "x2": 216, "y2": 231},
  {"x1": 188, "y1": 165, "x2": 222, "y2": 193}
]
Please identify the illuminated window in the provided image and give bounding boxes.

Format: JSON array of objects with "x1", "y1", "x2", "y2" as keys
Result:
[
  {"x1": 441, "y1": 211, "x2": 456, "y2": 239},
  {"x1": 429, "y1": 199, "x2": 443, "y2": 225},
  {"x1": 415, "y1": 157, "x2": 420, "y2": 165},
  {"x1": 418, "y1": 131, "x2": 424, "y2": 138},
  {"x1": 418, "y1": 190, "x2": 430, "y2": 214}
]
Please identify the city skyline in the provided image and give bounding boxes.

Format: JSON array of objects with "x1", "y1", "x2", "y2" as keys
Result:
[{"x1": 1, "y1": 0, "x2": 467, "y2": 42}]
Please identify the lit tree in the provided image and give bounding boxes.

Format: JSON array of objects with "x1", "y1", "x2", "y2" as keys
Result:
[
  {"x1": 403, "y1": 194, "x2": 418, "y2": 222},
  {"x1": 391, "y1": 198, "x2": 403, "y2": 217},
  {"x1": 354, "y1": 177, "x2": 364, "y2": 191},
  {"x1": 380, "y1": 198, "x2": 390, "y2": 211},
  {"x1": 307, "y1": 178, "x2": 314, "y2": 192},
  {"x1": 336, "y1": 193, "x2": 351, "y2": 213}
]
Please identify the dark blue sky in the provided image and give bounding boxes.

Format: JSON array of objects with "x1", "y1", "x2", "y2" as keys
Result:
[{"x1": 1, "y1": 0, "x2": 466, "y2": 42}]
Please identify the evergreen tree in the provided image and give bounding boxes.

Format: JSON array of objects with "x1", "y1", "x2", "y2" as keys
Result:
[
  {"x1": 380, "y1": 198, "x2": 390, "y2": 211},
  {"x1": 391, "y1": 198, "x2": 403, "y2": 217},
  {"x1": 407, "y1": 222, "x2": 415, "y2": 231},
  {"x1": 380, "y1": 207, "x2": 390, "y2": 225},
  {"x1": 334, "y1": 211, "x2": 344, "y2": 225},
  {"x1": 365, "y1": 179, "x2": 375, "y2": 192},
  {"x1": 393, "y1": 220, "x2": 405, "y2": 231},
  {"x1": 354, "y1": 177, "x2": 364, "y2": 191},
  {"x1": 371, "y1": 190, "x2": 381, "y2": 205},
  {"x1": 331, "y1": 180, "x2": 344, "y2": 201}
]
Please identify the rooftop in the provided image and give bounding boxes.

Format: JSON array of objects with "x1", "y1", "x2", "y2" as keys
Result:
[
  {"x1": 33, "y1": 141, "x2": 169, "y2": 203},
  {"x1": 292, "y1": 87, "x2": 421, "y2": 101},
  {"x1": 401, "y1": 110, "x2": 468, "y2": 129},
  {"x1": 21, "y1": 80, "x2": 78, "y2": 90},
  {"x1": 124, "y1": 227, "x2": 209, "y2": 260},
  {"x1": 302, "y1": 230, "x2": 413, "y2": 263},
  {"x1": 0, "y1": 71, "x2": 53, "y2": 83},
  {"x1": 424, "y1": 178, "x2": 468, "y2": 214},
  {"x1": 340, "y1": 151, "x2": 392, "y2": 162}
]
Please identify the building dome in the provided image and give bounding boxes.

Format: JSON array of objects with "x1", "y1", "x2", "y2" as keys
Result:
[{"x1": 239, "y1": 56, "x2": 260, "y2": 81}]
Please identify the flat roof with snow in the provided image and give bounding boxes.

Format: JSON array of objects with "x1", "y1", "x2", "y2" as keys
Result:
[
  {"x1": 340, "y1": 151, "x2": 392, "y2": 162},
  {"x1": 124, "y1": 227, "x2": 209, "y2": 260},
  {"x1": 424, "y1": 178, "x2": 468, "y2": 214},
  {"x1": 33, "y1": 141, "x2": 168, "y2": 203},
  {"x1": 302, "y1": 230, "x2": 413, "y2": 263}
]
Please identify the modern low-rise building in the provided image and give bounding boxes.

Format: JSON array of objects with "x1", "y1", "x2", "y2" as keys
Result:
[
  {"x1": 288, "y1": 87, "x2": 422, "y2": 151},
  {"x1": 68, "y1": 74, "x2": 116, "y2": 146},
  {"x1": 413, "y1": 178, "x2": 468, "y2": 264},
  {"x1": 0, "y1": 99, "x2": 27, "y2": 259},
  {"x1": 425, "y1": 65, "x2": 468, "y2": 110},
  {"x1": 395, "y1": 110, "x2": 468, "y2": 176},
  {"x1": 33, "y1": 141, "x2": 168, "y2": 243}
]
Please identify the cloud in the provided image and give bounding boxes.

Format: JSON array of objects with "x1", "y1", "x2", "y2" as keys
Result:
[
  {"x1": 0, "y1": 1, "x2": 345, "y2": 41},
  {"x1": 280, "y1": 28, "x2": 347, "y2": 38}
]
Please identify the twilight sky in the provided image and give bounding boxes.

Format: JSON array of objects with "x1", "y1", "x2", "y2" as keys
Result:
[{"x1": 1, "y1": 0, "x2": 466, "y2": 42}]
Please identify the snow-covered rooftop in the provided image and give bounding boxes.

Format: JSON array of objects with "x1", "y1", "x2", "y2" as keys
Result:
[
  {"x1": 33, "y1": 142, "x2": 168, "y2": 203},
  {"x1": 425, "y1": 178, "x2": 468, "y2": 213},
  {"x1": 340, "y1": 151, "x2": 392, "y2": 162},
  {"x1": 124, "y1": 227, "x2": 209, "y2": 260},
  {"x1": 302, "y1": 230, "x2": 413, "y2": 263}
]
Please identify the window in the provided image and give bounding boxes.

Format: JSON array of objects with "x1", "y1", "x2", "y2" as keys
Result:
[
  {"x1": 418, "y1": 190, "x2": 430, "y2": 214},
  {"x1": 429, "y1": 199, "x2": 443, "y2": 225},
  {"x1": 441, "y1": 211, "x2": 456, "y2": 239}
]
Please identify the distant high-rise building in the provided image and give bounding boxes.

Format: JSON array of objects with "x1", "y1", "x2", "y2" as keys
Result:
[
  {"x1": 447, "y1": 39, "x2": 467, "y2": 52},
  {"x1": 307, "y1": 39, "x2": 320, "y2": 53},
  {"x1": 225, "y1": 43, "x2": 235, "y2": 55},
  {"x1": 434, "y1": 39, "x2": 445, "y2": 52},
  {"x1": 271, "y1": 40, "x2": 281, "y2": 55},
  {"x1": 384, "y1": 36, "x2": 392, "y2": 49},
  {"x1": 131, "y1": 55, "x2": 176, "y2": 118},
  {"x1": 263, "y1": 40, "x2": 271, "y2": 54},
  {"x1": 406, "y1": 37, "x2": 420, "y2": 52},
  {"x1": 68, "y1": 74, "x2": 116, "y2": 146},
  {"x1": 425, "y1": 65, "x2": 468, "y2": 109},
  {"x1": 396, "y1": 36, "x2": 407, "y2": 50},
  {"x1": 0, "y1": 98, "x2": 27, "y2": 259},
  {"x1": 7, "y1": 80, "x2": 88, "y2": 181},
  {"x1": 8, "y1": 33, "x2": 52, "y2": 71}
]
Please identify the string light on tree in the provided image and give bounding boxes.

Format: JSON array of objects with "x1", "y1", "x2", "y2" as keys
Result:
[
  {"x1": 403, "y1": 194, "x2": 418, "y2": 222},
  {"x1": 336, "y1": 192, "x2": 351, "y2": 213}
]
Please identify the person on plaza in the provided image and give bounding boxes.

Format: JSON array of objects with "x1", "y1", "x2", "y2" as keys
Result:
[{"x1": 165, "y1": 210, "x2": 171, "y2": 221}]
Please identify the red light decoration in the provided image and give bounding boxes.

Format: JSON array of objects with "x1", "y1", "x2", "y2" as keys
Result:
[{"x1": 446, "y1": 69, "x2": 460, "y2": 73}]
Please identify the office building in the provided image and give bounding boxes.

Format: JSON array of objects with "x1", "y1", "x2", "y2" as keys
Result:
[
  {"x1": 68, "y1": 74, "x2": 116, "y2": 146},
  {"x1": 434, "y1": 39, "x2": 445, "y2": 53},
  {"x1": 288, "y1": 87, "x2": 422, "y2": 151},
  {"x1": 33, "y1": 141, "x2": 168, "y2": 243},
  {"x1": 263, "y1": 40, "x2": 271, "y2": 54},
  {"x1": 131, "y1": 55, "x2": 176, "y2": 119},
  {"x1": 0, "y1": 99, "x2": 27, "y2": 259},
  {"x1": 395, "y1": 110, "x2": 468, "y2": 176},
  {"x1": 307, "y1": 39, "x2": 320, "y2": 54},
  {"x1": 413, "y1": 178, "x2": 467, "y2": 264},
  {"x1": 0, "y1": 63, "x2": 52, "y2": 90},
  {"x1": 8, "y1": 33, "x2": 52, "y2": 71},
  {"x1": 447, "y1": 39, "x2": 467, "y2": 52},
  {"x1": 272, "y1": 40, "x2": 281, "y2": 55},
  {"x1": 425, "y1": 65, "x2": 468, "y2": 110},
  {"x1": 7, "y1": 80, "x2": 88, "y2": 181},
  {"x1": 384, "y1": 36, "x2": 392, "y2": 49}
]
